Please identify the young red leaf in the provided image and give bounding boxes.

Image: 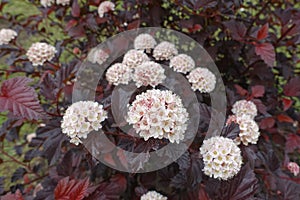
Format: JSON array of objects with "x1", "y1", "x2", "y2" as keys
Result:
[
  {"x1": 285, "y1": 134, "x2": 300, "y2": 153},
  {"x1": 72, "y1": 0, "x2": 81, "y2": 17},
  {"x1": 284, "y1": 77, "x2": 300, "y2": 97},
  {"x1": 234, "y1": 84, "x2": 248, "y2": 96},
  {"x1": 255, "y1": 43, "x2": 276, "y2": 67},
  {"x1": 282, "y1": 98, "x2": 293, "y2": 111},
  {"x1": 54, "y1": 177, "x2": 89, "y2": 200},
  {"x1": 277, "y1": 114, "x2": 294, "y2": 123},
  {"x1": 1, "y1": 189, "x2": 24, "y2": 200},
  {"x1": 251, "y1": 85, "x2": 265, "y2": 97},
  {"x1": 257, "y1": 23, "x2": 269, "y2": 40},
  {"x1": 0, "y1": 77, "x2": 45, "y2": 120}
]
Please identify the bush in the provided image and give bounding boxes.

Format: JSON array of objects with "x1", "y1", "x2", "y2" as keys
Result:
[{"x1": 0, "y1": 0, "x2": 300, "y2": 199}]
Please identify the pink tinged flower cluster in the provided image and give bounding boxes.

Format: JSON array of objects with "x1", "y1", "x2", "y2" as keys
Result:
[
  {"x1": 26, "y1": 42, "x2": 56, "y2": 66},
  {"x1": 187, "y1": 67, "x2": 216, "y2": 93},
  {"x1": 0, "y1": 28, "x2": 17, "y2": 45},
  {"x1": 232, "y1": 100, "x2": 257, "y2": 119},
  {"x1": 40, "y1": 0, "x2": 54, "y2": 7},
  {"x1": 169, "y1": 54, "x2": 195, "y2": 74},
  {"x1": 133, "y1": 61, "x2": 166, "y2": 87},
  {"x1": 200, "y1": 136, "x2": 243, "y2": 180},
  {"x1": 106, "y1": 63, "x2": 132, "y2": 86},
  {"x1": 122, "y1": 49, "x2": 150, "y2": 69},
  {"x1": 134, "y1": 33, "x2": 157, "y2": 53},
  {"x1": 141, "y1": 191, "x2": 167, "y2": 200},
  {"x1": 127, "y1": 89, "x2": 189, "y2": 144},
  {"x1": 153, "y1": 41, "x2": 178, "y2": 61},
  {"x1": 98, "y1": 1, "x2": 115, "y2": 18},
  {"x1": 87, "y1": 48, "x2": 109, "y2": 65},
  {"x1": 61, "y1": 101, "x2": 107, "y2": 145},
  {"x1": 287, "y1": 162, "x2": 300, "y2": 176}
]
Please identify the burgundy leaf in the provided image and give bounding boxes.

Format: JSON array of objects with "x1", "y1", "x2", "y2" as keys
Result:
[
  {"x1": 72, "y1": 0, "x2": 81, "y2": 17},
  {"x1": 234, "y1": 84, "x2": 248, "y2": 97},
  {"x1": 54, "y1": 177, "x2": 89, "y2": 200},
  {"x1": 277, "y1": 114, "x2": 294, "y2": 123},
  {"x1": 259, "y1": 117, "x2": 275, "y2": 130},
  {"x1": 251, "y1": 85, "x2": 265, "y2": 98},
  {"x1": 256, "y1": 23, "x2": 269, "y2": 40},
  {"x1": 284, "y1": 77, "x2": 300, "y2": 97},
  {"x1": 223, "y1": 20, "x2": 247, "y2": 41},
  {"x1": 285, "y1": 134, "x2": 300, "y2": 153},
  {"x1": 1, "y1": 189, "x2": 24, "y2": 200},
  {"x1": 0, "y1": 77, "x2": 45, "y2": 120},
  {"x1": 255, "y1": 43, "x2": 276, "y2": 67}
]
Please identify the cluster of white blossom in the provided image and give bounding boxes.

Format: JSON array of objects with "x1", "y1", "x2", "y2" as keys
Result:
[
  {"x1": 133, "y1": 61, "x2": 166, "y2": 87},
  {"x1": 153, "y1": 41, "x2": 178, "y2": 60},
  {"x1": 134, "y1": 33, "x2": 157, "y2": 53},
  {"x1": 288, "y1": 162, "x2": 300, "y2": 176},
  {"x1": 87, "y1": 48, "x2": 109, "y2": 65},
  {"x1": 61, "y1": 101, "x2": 107, "y2": 145},
  {"x1": 98, "y1": 1, "x2": 115, "y2": 18},
  {"x1": 122, "y1": 49, "x2": 149, "y2": 69},
  {"x1": 40, "y1": 0, "x2": 54, "y2": 7},
  {"x1": 0, "y1": 28, "x2": 17, "y2": 45},
  {"x1": 56, "y1": 0, "x2": 70, "y2": 6},
  {"x1": 187, "y1": 67, "x2": 216, "y2": 93},
  {"x1": 227, "y1": 100, "x2": 260, "y2": 145},
  {"x1": 232, "y1": 100, "x2": 257, "y2": 119},
  {"x1": 141, "y1": 191, "x2": 167, "y2": 200},
  {"x1": 106, "y1": 63, "x2": 132, "y2": 86},
  {"x1": 26, "y1": 42, "x2": 56, "y2": 66},
  {"x1": 200, "y1": 136, "x2": 242, "y2": 180},
  {"x1": 169, "y1": 54, "x2": 195, "y2": 74},
  {"x1": 127, "y1": 89, "x2": 189, "y2": 143}
]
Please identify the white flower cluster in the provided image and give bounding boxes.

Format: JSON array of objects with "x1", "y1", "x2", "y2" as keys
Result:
[
  {"x1": 0, "y1": 28, "x2": 17, "y2": 45},
  {"x1": 141, "y1": 191, "x2": 167, "y2": 200},
  {"x1": 127, "y1": 89, "x2": 189, "y2": 143},
  {"x1": 200, "y1": 136, "x2": 242, "y2": 180},
  {"x1": 26, "y1": 42, "x2": 56, "y2": 66},
  {"x1": 187, "y1": 67, "x2": 216, "y2": 93},
  {"x1": 232, "y1": 100, "x2": 257, "y2": 119},
  {"x1": 106, "y1": 63, "x2": 132, "y2": 86},
  {"x1": 56, "y1": 0, "x2": 70, "y2": 6},
  {"x1": 61, "y1": 101, "x2": 107, "y2": 145},
  {"x1": 134, "y1": 33, "x2": 157, "y2": 53},
  {"x1": 227, "y1": 100, "x2": 260, "y2": 145},
  {"x1": 169, "y1": 54, "x2": 195, "y2": 74},
  {"x1": 133, "y1": 61, "x2": 166, "y2": 87},
  {"x1": 153, "y1": 41, "x2": 178, "y2": 60},
  {"x1": 40, "y1": 0, "x2": 54, "y2": 7},
  {"x1": 122, "y1": 49, "x2": 149, "y2": 69},
  {"x1": 87, "y1": 48, "x2": 109, "y2": 65},
  {"x1": 98, "y1": 1, "x2": 115, "y2": 18},
  {"x1": 236, "y1": 115, "x2": 260, "y2": 145}
]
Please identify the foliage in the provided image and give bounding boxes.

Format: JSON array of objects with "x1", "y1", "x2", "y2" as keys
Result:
[{"x1": 0, "y1": 0, "x2": 300, "y2": 199}]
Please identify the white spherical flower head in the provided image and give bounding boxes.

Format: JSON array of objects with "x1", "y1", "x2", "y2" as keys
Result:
[
  {"x1": 98, "y1": 1, "x2": 115, "y2": 18},
  {"x1": 134, "y1": 33, "x2": 157, "y2": 53},
  {"x1": 141, "y1": 191, "x2": 167, "y2": 200},
  {"x1": 106, "y1": 63, "x2": 132, "y2": 86},
  {"x1": 169, "y1": 54, "x2": 195, "y2": 74},
  {"x1": 87, "y1": 48, "x2": 109, "y2": 65},
  {"x1": 187, "y1": 67, "x2": 216, "y2": 93},
  {"x1": 56, "y1": 0, "x2": 70, "y2": 6},
  {"x1": 235, "y1": 115, "x2": 260, "y2": 146},
  {"x1": 122, "y1": 49, "x2": 150, "y2": 69},
  {"x1": 0, "y1": 29, "x2": 17, "y2": 45},
  {"x1": 26, "y1": 42, "x2": 56, "y2": 66},
  {"x1": 40, "y1": 0, "x2": 54, "y2": 7},
  {"x1": 133, "y1": 61, "x2": 166, "y2": 87},
  {"x1": 127, "y1": 89, "x2": 189, "y2": 144},
  {"x1": 200, "y1": 136, "x2": 242, "y2": 180},
  {"x1": 232, "y1": 100, "x2": 257, "y2": 119},
  {"x1": 153, "y1": 41, "x2": 178, "y2": 61},
  {"x1": 61, "y1": 101, "x2": 107, "y2": 145}
]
